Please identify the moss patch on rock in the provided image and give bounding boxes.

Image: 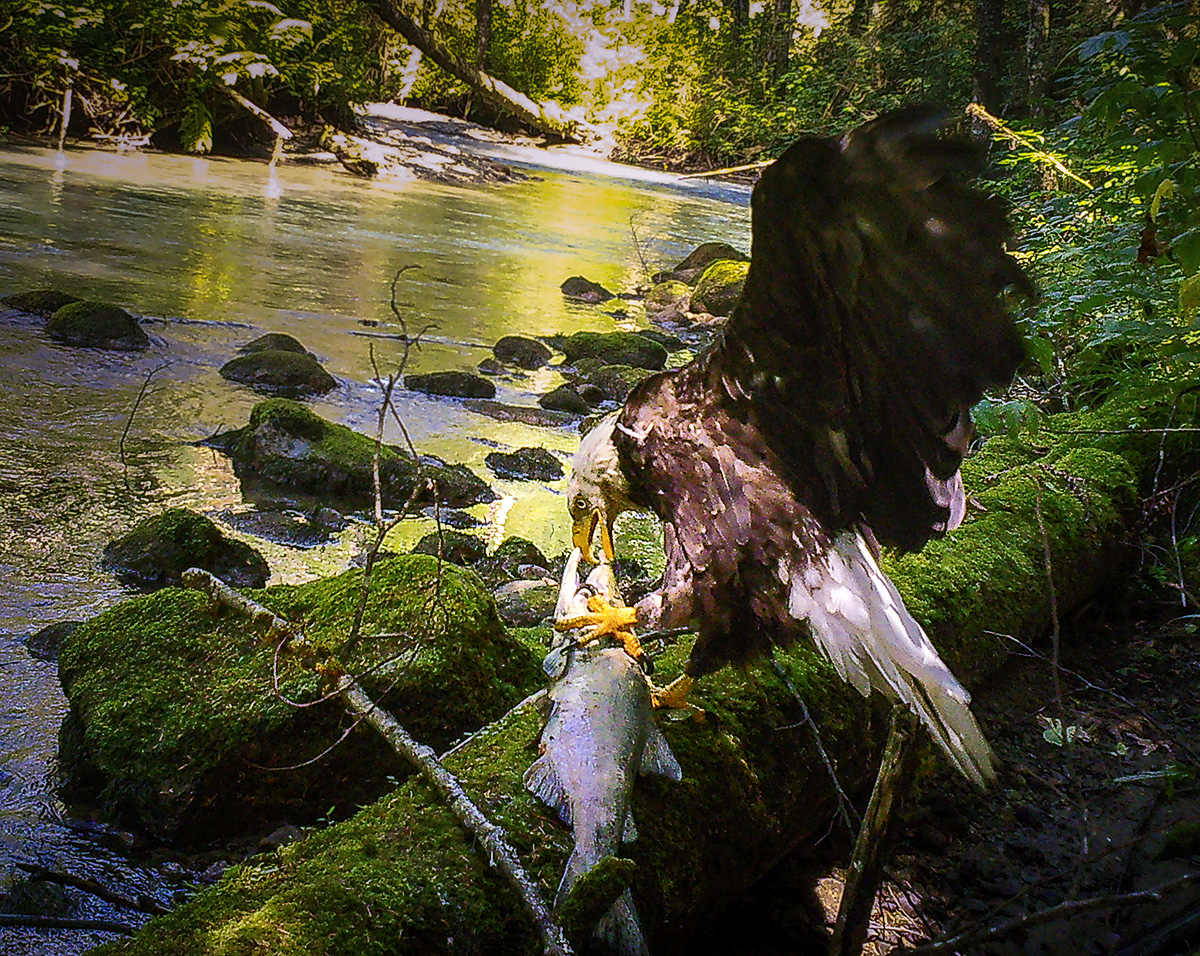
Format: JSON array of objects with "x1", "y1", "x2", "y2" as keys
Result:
[
  {"x1": 690, "y1": 260, "x2": 749, "y2": 317},
  {"x1": 552, "y1": 331, "x2": 667, "y2": 370},
  {"x1": 101, "y1": 508, "x2": 269, "y2": 590},
  {"x1": 209, "y1": 399, "x2": 495, "y2": 509},
  {"x1": 219, "y1": 350, "x2": 337, "y2": 397},
  {"x1": 59, "y1": 555, "x2": 541, "y2": 842},
  {"x1": 2, "y1": 288, "x2": 81, "y2": 316},
  {"x1": 46, "y1": 300, "x2": 149, "y2": 350}
]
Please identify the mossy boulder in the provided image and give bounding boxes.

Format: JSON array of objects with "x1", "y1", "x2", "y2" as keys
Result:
[
  {"x1": 208, "y1": 399, "x2": 495, "y2": 509},
  {"x1": 551, "y1": 331, "x2": 667, "y2": 370},
  {"x1": 95, "y1": 380, "x2": 1200, "y2": 954},
  {"x1": 644, "y1": 279, "x2": 691, "y2": 319},
  {"x1": 405, "y1": 370, "x2": 496, "y2": 399},
  {"x1": 411, "y1": 530, "x2": 488, "y2": 566},
  {"x1": 239, "y1": 333, "x2": 309, "y2": 355},
  {"x1": 575, "y1": 364, "x2": 657, "y2": 403},
  {"x1": 538, "y1": 383, "x2": 592, "y2": 414},
  {"x1": 219, "y1": 350, "x2": 337, "y2": 397},
  {"x1": 57, "y1": 555, "x2": 542, "y2": 842},
  {"x1": 484, "y1": 447, "x2": 565, "y2": 482},
  {"x1": 494, "y1": 335, "x2": 553, "y2": 370},
  {"x1": 474, "y1": 536, "x2": 552, "y2": 589},
  {"x1": 652, "y1": 241, "x2": 748, "y2": 283},
  {"x1": 2, "y1": 288, "x2": 81, "y2": 316},
  {"x1": 45, "y1": 300, "x2": 149, "y2": 350},
  {"x1": 690, "y1": 260, "x2": 750, "y2": 317},
  {"x1": 101, "y1": 508, "x2": 269, "y2": 590}
]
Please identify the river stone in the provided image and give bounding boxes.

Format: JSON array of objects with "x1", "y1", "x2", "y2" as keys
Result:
[
  {"x1": 551, "y1": 330, "x2": 667, "y2": 370},
  {"x1": 645, "y1": 280, "x2": 691, "y2": 320},
  {"x1": 2, "y1": 288, "x2": 81, "y2": 316},
  {"x1": 485, "y1": 447, "x2": 565, "y2": 482},
  {"x1": 46, "y1": 300, "x2": 149, "y2": 350},
  {"x1": 463, "y1": 399, "x2": 576, "y2": 428},
  {"x1": 238, "y1": 332, "x2": 309, "y2": 355},
  {"x1": 213, "y1": 508, "x2": 335, "y2": 548},
  {"x1": 219, "y1": 349, "x2": 337, "y2": 397},
  {"x1": 652, "y1": 241, "x2": 748, "y2": 283},
  {"x1": 405, "y1": 370, "x2": 496, "y2": 399},
  {"x1": 539, "y1": 384, "x2": 591, "y2": 414},
  {"x1": 561, "y1": 276, "x2": 614, "y2": 303},
  {"x1": 494, "y1": 334, "x2": 553, "y2": 370},
  {"x1": 412, "y1": 530, "x2": 487, "y2": 566},
  {"x1": 494, "y1": 579, "x2": 559, "y2": 627},
  {"x1": 24, "y1": 621, "x2": 81, "y2": 663},
  {"x1": 475, "y1": 536, "x2": 551, "y2": 589},
  {"x1": 689, "y1": 259, "x2": 750, "y2": 317},
  {"x1": 56, "y1": 554, "x2": 542, "y2": 841},
  {"x1": 101, "y1": 508, "x2": 270, "y2": 590},
  {"x1": 207, "y1": 399, "x2": 495, "y2": 509}
]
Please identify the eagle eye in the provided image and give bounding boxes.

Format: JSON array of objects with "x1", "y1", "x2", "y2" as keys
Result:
[{"x1": 570, "y1": 494, "x2": 590, "y2": 517}]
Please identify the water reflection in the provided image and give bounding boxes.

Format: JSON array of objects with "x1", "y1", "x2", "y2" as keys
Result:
[{"x1": 0, "y1": 142, "x2": 749, "y2": 952}]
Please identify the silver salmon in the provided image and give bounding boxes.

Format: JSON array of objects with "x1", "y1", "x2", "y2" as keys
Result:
[{"x1": 524, "y1": 548, "x2": 682, "y2": 956}]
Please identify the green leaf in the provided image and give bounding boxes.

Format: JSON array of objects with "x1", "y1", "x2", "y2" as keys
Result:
[
  {"x1": 1174, "y1": 230, "x2": 1200, "y2": 277},
  {"x1": 180, "y1": 100, "x2": 213, "y2": 155},
  {"x1": 1027, "y1": 335, "x2": 1056, "y2": 375},
  {"x1": 1181, "y1": 273, "x2": 1200, "y2": 324}
]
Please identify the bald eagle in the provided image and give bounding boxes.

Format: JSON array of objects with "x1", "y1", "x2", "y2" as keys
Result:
[{"x1": 566, "y1": 106, "x2": 1033, "y2": 786}]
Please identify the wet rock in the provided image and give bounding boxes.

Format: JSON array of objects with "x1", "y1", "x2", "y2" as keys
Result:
[
  {"x1": 652, "y1": 241, "x2": 748, "y2": 284},
  {"x1": 46, "y1": 300, "x2": 150, "y2": 350},
  {"x1": 101, "y1": 508, "x2": 270, "y2": 590},
  {"x1": 485, "y1": 447, "x2": 565, "y2": 482},
  {"x1": 690, "y1": 259, "x2": 750, "y2": 317},
  {"x1": 550, "y1": 330, "x2": 667, "y2": 370},
  {"x1": 494, "y1": 334, "x2": 553, "y2": 370},
  {"x1": 494, "y1": 578, "x2": 559, "y2": 627},
  {"x1": 207, "y1": 399, "x2": 495, "y2": 509},
  {"x1": 637, "y1": 328, "x2": 686, "y2": 352},
  {"x1": 24, "y1": 621, "x2": 81, "y2": 662},
  {"x1": 463, "y1": 399, "x2": 576, "y2": 428},
  {"x1": 214, "y1": 508, "x2": 336, "y2": 548},
  {"x1": 538, "y1": 384, "x2": 591, "y2": 414},
  {"x1": 477, "y1": 357, "x2": 506, "y2": 375},
  {"x1": 56, "y1": 555, "x2": 542, "y2": 842},
  {"x1": 412, "y1": 530, "x2": 487, "y2": 566},
  {"x1": 220, "y1": 349, "x2": 337, "y2": 397},
  {"x1": 431, "y1": 508, "x2": 483, "y2": 529},
  {"x1": 575, "y1": 364, "x2": 656, "y2": 403},
  {"x1": 475, "y1": 536, "x2": 551, "y2": 589},
  {"x1": 260, "y1": 824, "x2": 303, "y2": 850},
  {"x1": 238, "y1": 333, "x2": 309, "y2": 355},
  {"x1": 3, "y1": 877, "x2": 76, "y2": 918},
  {"x1": 2, "y1": 288, "x2": 81, "y2": 316},
  {"x1": 645, "y1": 279, "x2": 691, "y2": 320},
  {"x1": 405, "y1": 370, "x2": 496, "y2": 399},
  {"x1": 561, "y1": 276, "x2": 614, "y2": 303}
]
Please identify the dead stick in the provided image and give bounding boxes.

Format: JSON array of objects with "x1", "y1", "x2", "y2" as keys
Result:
[
  {"x1": 225, "y1": 87, "x2": 293, "y2": 140},
  {"x1": 0, "y1": 914, "x2": 137, "y2": 933},
  {"x1": 829, "y1": 706, "x2": 921, "y2": 956},
  {"x1": 179, "y1": 567, "x2": 573, "y2": 956},
  {"x1": 16, "y1": 863, "x2": 169, "y2": 915}
]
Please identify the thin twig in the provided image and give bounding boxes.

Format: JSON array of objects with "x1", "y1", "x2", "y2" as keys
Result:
[
  {"x1": 16, "y1": 863, "x2": 169, "y2": 915},
  {"x1": 119, "y1": 361, "x2": 171, "y2": 487},
  {"x1": 0, "y1": 914, "x2": 137, "y2": 933}
]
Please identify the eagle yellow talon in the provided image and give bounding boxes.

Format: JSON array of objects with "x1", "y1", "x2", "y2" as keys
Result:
[
  {"x1": 555, "y1": 594, "x2": 645, "y2": 665},
  {"x1": 651, "y1": 674, "x2": 696, "y2": 710}
]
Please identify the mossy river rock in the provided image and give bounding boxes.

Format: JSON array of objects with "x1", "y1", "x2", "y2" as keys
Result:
[
  {"x1": 550, "y1": 330, "x2": 668, "y2": 370},
  {"x1": 219, "y1": 349, "x2": 337, "y2": 397},
  {"x1": 101, "y1": 508, "x2": 269, "y2": 590},
  {"x1": 207, "y1": 398, "x2": 495, "y2": 509},
  {"x1": 45, "y1": 300, "x2": 150, "y2": 349},
  {"x1": 2, "y1": 287, "x2": 81, "y2": 316},
  {"x1": 58, "y1": 555, "x2": 542, "y2": 842}
]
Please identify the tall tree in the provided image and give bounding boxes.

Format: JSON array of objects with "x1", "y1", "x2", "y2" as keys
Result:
[
  {"x1": 974, "y1": 0, "x2": 1004, "y2": 113},
  {"x1": 1026, "y1": 0, "x2": 1050, "y2": 115}
]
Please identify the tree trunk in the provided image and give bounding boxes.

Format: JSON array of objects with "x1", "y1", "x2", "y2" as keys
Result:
[
  {"x1": 1026, "y1": 0, "x2": 1051, "y2": 116},
  {"x1": 474, "y1": 0, "x2": 492, "y2": 67},
  {"x1": 358, "y1": 0, "x2": 586, "y2": 141},
  {"x1": 974, "y1": 0, "x2": 1004, "y2": 114},
  {"x1": 766, "y1": 0, "x2": 793, "y2": 83}
]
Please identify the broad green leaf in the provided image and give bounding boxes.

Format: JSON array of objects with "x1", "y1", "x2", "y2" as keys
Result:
[{"x1": 1175, "y1": 230, "x2": 1200, "y2": 277}]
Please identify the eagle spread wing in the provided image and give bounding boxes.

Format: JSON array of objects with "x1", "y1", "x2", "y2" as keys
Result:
[{"x1": 580, "y1": 106, "x2": 1032, "y2": 785}]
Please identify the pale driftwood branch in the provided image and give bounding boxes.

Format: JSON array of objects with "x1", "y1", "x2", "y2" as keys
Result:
[
  {"x1": 830, "y1": 706, "x2": 921, "y2": 956},
  {"x1": 339, "y1": 677, "x2": 573, "y2": 956},
  {"x1": 16, "y1": 863, "x2": 169, "y2": 916},
  {"x1": 179, "y1": 567, "x2": 572, "y2": 956},
  {"x1": 899, "y1": 873, "x2": 1197, "y2": 955},
  {"x1": 224, "y1": 87, "x2": 293, "y2": 140}
]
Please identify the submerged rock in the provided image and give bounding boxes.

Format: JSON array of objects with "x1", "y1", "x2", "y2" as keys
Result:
[
  {"x1": 207, "y1": 399, "x2": 495, "y2": 509},
  {"x1": 2, "y1": 288, "x2": 81, "y2": 316},
  {"x1": 493, "y1": 334, "x2": 552, "y2": 370},
  {"x1": 101, "y1": 508, "x2": 270, "y2": 590},
  {"x1": 485, "y1": 447, "x2": 565, "y2": 482},
  {"x1": 46, "y1": 300, "x2": 149, "y2": 350},
  {"x1": 561, "y1": 276, "x2": 614, "y2": 303},
  {"x1": 56, "y1": 555, "x2": 542, "y2": 841},
  {"x1": 405, "y1": 370, "x2": 496, "y2": 399},
  {"x1": 219, "y1": 349, "x2": 337, "y2": 397},
  {"x1": 463, "y1": 399, "x2": 577, "y2": 428},
  {"x1": 551, "y1": 331, "x2": 667, "y2": 370}
]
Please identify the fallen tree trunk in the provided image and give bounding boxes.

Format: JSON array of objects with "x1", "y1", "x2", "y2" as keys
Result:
[
  {"x1": 93, "y1": 381, "x2": 1199, "y2": 956},
  {"x1": 359, "y1": 0, "x2": 589, "y2": 142}
]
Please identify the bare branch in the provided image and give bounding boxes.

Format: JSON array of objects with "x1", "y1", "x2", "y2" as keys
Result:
[{"x1": 16, "y1": 863, "x2": 169, "y2": 915}]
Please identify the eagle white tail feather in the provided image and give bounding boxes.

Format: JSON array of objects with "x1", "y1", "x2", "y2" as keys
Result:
[{"x1": 787, "y1": 530, "x2": 996, "y2": 787}]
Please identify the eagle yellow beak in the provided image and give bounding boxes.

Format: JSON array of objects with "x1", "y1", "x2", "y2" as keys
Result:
[{"x1": 572, "y1": 508, "x2": 617, "y2": 564}]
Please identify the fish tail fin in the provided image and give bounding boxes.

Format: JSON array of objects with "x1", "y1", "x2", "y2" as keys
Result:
[
  {"x1": 593, "y1": 889, "x2": 651, "y2": 956},
  {"x1": 791, "y1": 529, "x2": 996, "y2": 787},
  {"x1": 553, "y1": 845, "x2": 589, "y2": 911}
]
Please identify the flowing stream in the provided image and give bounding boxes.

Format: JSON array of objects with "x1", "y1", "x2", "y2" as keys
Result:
[{"x1": 0, "y1": 141, "x2": 749, "y2": 953}]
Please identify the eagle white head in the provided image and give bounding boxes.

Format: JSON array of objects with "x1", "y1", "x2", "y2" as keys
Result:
[{"x1": 567, "y1": 410, "x2": 635, "y2": 563}]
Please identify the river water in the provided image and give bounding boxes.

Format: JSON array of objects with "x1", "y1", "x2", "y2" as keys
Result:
[{"x1": 0, "y1": 142, "x2": 749, "y2": 952}]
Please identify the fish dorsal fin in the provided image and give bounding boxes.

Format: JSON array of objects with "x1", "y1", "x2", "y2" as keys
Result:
[
  {"x1": 623, "y1": 812, "x2": 637, "y2": 844},
  {"x1": 640, "y1": 725, "x2": 683, "y2": 782},
  {"x1": 523, "y1": 755, "x2": 572, "y2": 826}
]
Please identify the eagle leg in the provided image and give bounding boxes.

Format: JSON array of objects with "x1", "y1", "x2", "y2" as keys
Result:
[
  {"x1": 554, "y1": 594, "x2": 648, "y2": 669},
  {"x1": 651, "y1": 674, "x2": 695, "y2": 710}
]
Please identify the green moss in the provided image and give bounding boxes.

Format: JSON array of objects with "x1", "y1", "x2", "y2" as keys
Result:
[
  {"x1": 45, "y1": 300, "x2": 149, "y2": 349},
  {"x1": 1, "y1": 288, "x2": 80, "y2": 315},
  {"x1": 557, "y1": 857, "x2": 637, "y2": 942},
  {"x1": 554, "y1": 331, "x2": 667, "y2": 371},
  {"x1": 219, "y1": 350, "x2": 336, "y2": 396},
  {"x1": 644, "y1": 280, "x2": 690, "y2": 314},
  {"x1": 690, "y1": 259, "x2": 749, "y2": 316}
]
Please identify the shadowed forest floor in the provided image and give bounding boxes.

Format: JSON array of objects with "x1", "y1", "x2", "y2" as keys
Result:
[{"x1": 698, "y1": 597, "x2": 1200, "y2": 956}]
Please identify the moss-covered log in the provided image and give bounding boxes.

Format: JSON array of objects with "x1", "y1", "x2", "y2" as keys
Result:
[{"x1": 92, "y1": 382, "x2": 1200, "y2": 956}]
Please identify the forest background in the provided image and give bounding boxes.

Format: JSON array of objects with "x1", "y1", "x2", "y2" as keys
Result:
[{"x1": 1, "y1": 0, "x2": 1199, "y2": 587}]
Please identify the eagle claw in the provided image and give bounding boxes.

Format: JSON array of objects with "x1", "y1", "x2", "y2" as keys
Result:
[
  {"x1": 651, "y1": 674, "x2": 697, "y2": 711},
  {"x1": 554, "y1": 595, "x2": 650, "y2": 671}
]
